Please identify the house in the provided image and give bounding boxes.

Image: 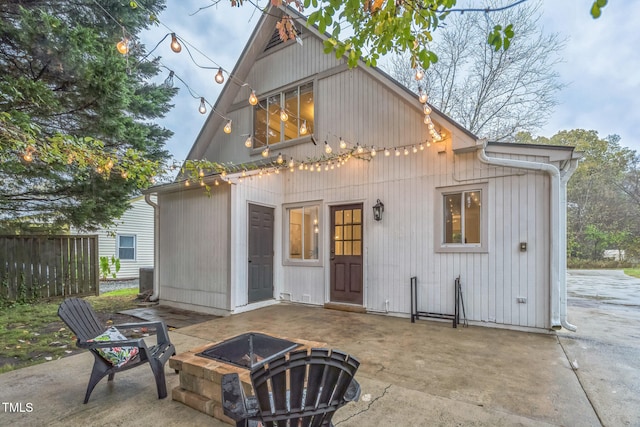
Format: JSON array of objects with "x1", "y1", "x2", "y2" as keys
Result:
[
  {"x1": 92, "y1": 195, "x2": 155, "y2": 280},
  {"x1": 144, "y1": 6, "x2": 580, "y2": 332}
]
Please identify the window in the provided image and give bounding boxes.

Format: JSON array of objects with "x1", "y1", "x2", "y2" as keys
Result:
[
  {"x1": 436, "y1": 184, "x2": 488, "y2": 253},
  {"x1": 254, "y1": 82, "x2": 314, "y2": 148},
  {"x1": 286, "y1": 204, "x2": 319, "y2": 262},
  {"x1": 117, "y1": 234, "x2": 136, "y2": 260}
]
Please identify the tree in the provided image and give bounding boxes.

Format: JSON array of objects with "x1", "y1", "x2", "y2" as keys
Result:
[
  {"x1": 516, "y1": 129, "x2": 640, "y2": 260},
  {"x1": 0, "y1": 0, "x2": 176, "y2": 233},
  {"x1": 266, "y1": 0, "x2": 608, "y2": 70},
  {"x1": 385, "y1": 0, "x2": 564, "y2": 140}
]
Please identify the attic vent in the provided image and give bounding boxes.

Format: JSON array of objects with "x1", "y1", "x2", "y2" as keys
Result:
[{"x1": 263, "y1": 25, "x2": 300, "y2": 52}]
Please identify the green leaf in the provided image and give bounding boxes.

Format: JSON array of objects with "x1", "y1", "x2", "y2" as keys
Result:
[{"x1": 591, "y1": 2, "x2": 602, "y2": 18}]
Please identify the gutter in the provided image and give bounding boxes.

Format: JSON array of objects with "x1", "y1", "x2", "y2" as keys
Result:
[
  {"x1": 144, "y1": 193, "x2": 160, "y2": 302},
  {"x1": 477, "y1": 143, "x2": 577, "y2": 331},
  {"x1": 559, "y1": 159, "x2": 580, "y2": 331}
]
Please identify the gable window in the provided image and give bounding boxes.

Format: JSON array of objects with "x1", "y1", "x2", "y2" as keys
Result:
[
  {"x1": 254, "y1": 82, "x2": 313, "y2": 148},
  {"x1": 436, "y1": 184, "x2": 488, "y2": 253},
  {"x1": 117, "y1": 234, "x2": 136, "y2": 260},
  {"x1": 284, "y1": 203, "x2": 320, "y2": 265}
]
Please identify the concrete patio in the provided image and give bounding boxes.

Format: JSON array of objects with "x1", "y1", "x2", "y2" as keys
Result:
[{"x1": 1, "y1": 270, "x2": 639, "y2": 426}]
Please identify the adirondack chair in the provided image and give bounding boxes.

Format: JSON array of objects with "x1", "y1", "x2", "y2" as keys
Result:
[
  {"x1": 57, "y1": 297, "x2": 176, "y2": 404},
  {"x1": 222, "y1": 348, "x2": 361, "y2": 427}
]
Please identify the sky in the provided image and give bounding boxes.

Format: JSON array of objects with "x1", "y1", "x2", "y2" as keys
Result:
[{"x1": 138, "y1": 1, "x2": 640, "y2": 163}]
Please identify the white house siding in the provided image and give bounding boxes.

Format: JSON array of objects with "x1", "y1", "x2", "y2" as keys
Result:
[
  {"x1": 264, "y1": 65, "x2": 554, "y2": 330},
  {"x1": 157, "y1": 187, "x2": 231, "y2": 315},
  {"x1": 96, "y1": 196, "x2": 155, "y2": 279}
]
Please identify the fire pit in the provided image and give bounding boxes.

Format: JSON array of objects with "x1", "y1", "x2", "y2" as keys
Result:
[
  {"x1": 196, "y1": 332, "x2": 301, "y2": 369},
  {"x1": 170, "y1": 332, "x2": 325, "y2": 425}
]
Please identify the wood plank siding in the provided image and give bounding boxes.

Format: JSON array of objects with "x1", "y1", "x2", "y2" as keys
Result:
[
  {"x1": 157, "y1": 187, "x2": 231, "y2": 314},
  {"x1": 95, "y1": 196, "x2": 155, "y2": 279},
  {"x1": 149, "y1": 8, "x2": 575, "y2": 330}
]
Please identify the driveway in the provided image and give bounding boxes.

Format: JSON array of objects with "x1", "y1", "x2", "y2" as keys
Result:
[{"x1": 560, "y1": 269, "x2": 640, "y2": 426}]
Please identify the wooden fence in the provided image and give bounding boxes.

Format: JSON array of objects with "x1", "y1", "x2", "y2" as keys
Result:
[{"x1": 0, "y1": 235, "x2": 99, "y2": 302}]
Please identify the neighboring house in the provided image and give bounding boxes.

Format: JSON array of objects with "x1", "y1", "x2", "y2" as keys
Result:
[
  {"x1": 144, "y1": 6, "x2": 580, "y2": 331},
  {"x1": 603, "y1": 249, "x2": 625, "y2": 261},
  {"x1": 91, "y1": 195, "x2": 155, "y2": 280}
]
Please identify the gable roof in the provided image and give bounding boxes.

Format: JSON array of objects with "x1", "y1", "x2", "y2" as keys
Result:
[{"x1": 183, "y1": 5, "x2": 479, "y2": 165}]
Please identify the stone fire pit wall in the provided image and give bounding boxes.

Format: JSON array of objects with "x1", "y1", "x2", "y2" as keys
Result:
[{"x1": 169, "y1": 332, "x2": 326, "y2": 425}]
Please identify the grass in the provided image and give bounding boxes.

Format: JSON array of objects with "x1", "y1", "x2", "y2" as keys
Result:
[
  {"x1": 624, "y1": 268, "x2": 640, "y2": 279},
  {"x1": 0, "y1": 290, "x2": 139, "y2": 374}
]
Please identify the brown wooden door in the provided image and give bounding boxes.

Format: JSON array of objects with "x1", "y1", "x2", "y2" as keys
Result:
[
  {"x1": 330, "y1": 204, "x2": 363, "y2": 305},
  {"x1": 248, "y1": 204, "x2": 274, "y2": 303}
]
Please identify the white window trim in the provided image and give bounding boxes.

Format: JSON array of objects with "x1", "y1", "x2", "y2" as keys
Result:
[
  {"x1": 435, "y1": 183, "x2": 489, "y2": 253},
  {"x1": 116, "y1": 234, "x2": 137, "y2": 261},
  {"x1": 282, "y1": 200, "x2": 323, "y2": 267}
]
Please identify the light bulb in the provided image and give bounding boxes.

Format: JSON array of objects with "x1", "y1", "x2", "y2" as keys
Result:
[
  {"x1": 184, "y1": 180, "x2": 190, "y2": 187},
  {"x1": 116, "y1": 38, "x2": 129, "y2": 55},
  {"x1": 423, "y1": 104, "x2": 432, "y2": 115},
  {"x1": 121, "y1": 171, "x2": 128, "y2": 179},
  {"x1": 412, "y1": 145, "x2": 418, "y2": 153},
  {"x1": 280, "y1": 109, "x2": 288, "y2": 122},
  {"x1": 249, "y1": 90, "x2": 258, "y2": 106},
  {"x1": 163, "y1": 70, "x2": 174, "y2": 88},
  {"x1": 424, "y1": 115, "x2": 432, "y2": 124},
  {"x1": 339, "y1": 138, "x2": 347, "y2": 149},
  {"x1": 224, "y1": 120, "x2": 232, "y2": 134},
  {"x1": 300, "y1": 120, "x2": 308, "y2": 135},
  {"x1": 356, "y1": 144, "x2": 364, "y2": 154},
  {"x1": 384, "y1": 148, "x2": 390, "y2": 157},
  {"x1": 428, "y1": 123, "x2": 435, "y2": 130},
  {"x1": 420, "y1": 143, "x2": 425, "y2": 150},
  {"x1": 324, "y1": 141, "x2": 332, "y2": 154},
  {"x1": 299, "y1": 163, "x2": 304, "y2": 170},
  {"x1": 415, "y1": 68, "x2": 424, "y2": 80},
  {"x1": 198, "y1": 97, "x2": 207, "y2": 114},
  {"x1": 214, "y1": 180, "x2": 219, "y2": 186},
  {"x1": 199, "y1": 169, "x2": 204, "y2": 177},
  {"x1": 277, "y1": 153, "x2": 284, "y2": 164},
  {"x1": 371, "y1": 147, "x2": 377, "y2": 156},
  {"x1": 262, "y1": 146, "x2": 269, "y2": 157},
  {"x1": 418, "y1": 89, "x2": 428, "y2": 104},
  {"x1": 170, "y1": 33, "x2": 182, "y2": 53},
  {"x1": 404, "y1": 147, "x2": 409, "y2": 155},
  {"x1": 215, "y1": 68, "x2": 224, "y2": 84},
  {"x1": 245, "y1": 136, "x2": 252, "y2": 148},
  {"x1": 395, "y1": 148, "x2": 400, "y2": 156},
  {"x1": 288, "y1": 159, "x2": 294, "y2": 168},
  {"x1": 221, "y1": 170, "x2": 227, "y2": 178}
]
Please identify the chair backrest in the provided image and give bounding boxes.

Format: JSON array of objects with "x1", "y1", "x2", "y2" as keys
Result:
[
  {"x1": 250, "y1": 348, "x2": 360, "y2": 427},
  {"x1": 58, "y1": 297, "x2": 105, "y2": 343}
]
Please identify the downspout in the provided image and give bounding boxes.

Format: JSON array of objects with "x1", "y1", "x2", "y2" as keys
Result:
[
  {"x1": 144, "y1": 193, "x2": 160, "y2": 301},
  {"x1": 559, "y1": 159, "x2": 580, "y2": 331},
  {"x1": 477, "y1": 143, "x2": 565, "y2": 330}
]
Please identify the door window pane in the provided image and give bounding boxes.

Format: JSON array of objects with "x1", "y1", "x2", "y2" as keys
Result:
[
  {"x1": 344, "y1": 210, "x2": 353, "y2": 224},
  {"x1": 353, "y1": 241, "x2": 362, "y2": 256},
  {"x1": 335, "y1": 241, "x2": 343, "y2": 255},
  {"x1": 353, "y1": 209, "x2": 362, "y2": 223},
  {"x1": 343, "y1": 241, "x2": 352, "y2": 255}
]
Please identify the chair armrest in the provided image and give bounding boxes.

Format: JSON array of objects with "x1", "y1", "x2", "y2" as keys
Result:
[
  {"x1": 344, "y1": 378, "x2": 361, "y2": 402},
  {"x1": 114, "y1": 321, "x2": 171, "y2": 345},
  {"x1": 221, "y1": 373, "x2": 259, "y2": 421}
]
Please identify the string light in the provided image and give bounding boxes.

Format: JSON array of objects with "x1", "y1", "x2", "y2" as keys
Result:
[
  {"x1": 395, "y1": 148, "x2": 400, "y2": 156},
  {"x1": 277, "y1": 153, "x2": 284, "y2": 164},
  {"x1": 423, "y1": 104, "x2": 432, "y2": 115},
  {"x1": 280, "y1": 109, "x2": 289, "y2": 122},
  {"x1": 371, "y1": 147, "x2": 377, "y2": 156},
  {"x1": 418, "y1": 89, "x2": 428, "y2": 104},
  {"x1": 245, "y1": 136, "x2": 252, "y2": 148},
  {"x1": 224, "y1": 120, "x2": 232, "y2": 134},
  {"x1": 262, "y1": 145, "x2": 270, "y2": 157},
  {"x1": 300, "y1": 120, "x2": 308, "y2": 135},
  {"x1": 404, "y1": 147, "x2": 409, "y2": 155},
  {"x1": 116, "y1": 38, "x2": 129, "y2": 55},
  {"x1": 412, "y1": 145, "x2": 418, "y2": 153},
  {"x1": 215, "y1": 68, "x2": 225, "y2": 84},
  {"x1": 324, "y1": 141, "x2": 332, "y2": 154},
  {"x1": 198, "y1": 97, "x2": 207, "y2": 114},
  {"x1": 249, "y1": 90, "x2": 258, "y2": 106},
  {"x1": 163, "y1": 70, "x2": 174, "y2": 88},
  {"x1": 170, "y1": 33, "x2": 182, "y2": 53},
  {"x1": 424, "y1": 115, "x2": 432, "y2": 125},
  {"x1": 415, "y1": 68, "x2": 424, "y2": 80},
  {"x1": 339, "y1": 137, "x2": 347, "y2": 149},
  {"x1": 384, "y1": 148, "x2": 390, "y2": 157},
  {"x1": 356, "y1": 143, "x2": 364, "y2": 154}
]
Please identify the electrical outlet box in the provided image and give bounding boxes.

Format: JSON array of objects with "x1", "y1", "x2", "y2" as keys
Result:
[{"x1": 516, "y1": 297, "x2": 527, "y2": 303}]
